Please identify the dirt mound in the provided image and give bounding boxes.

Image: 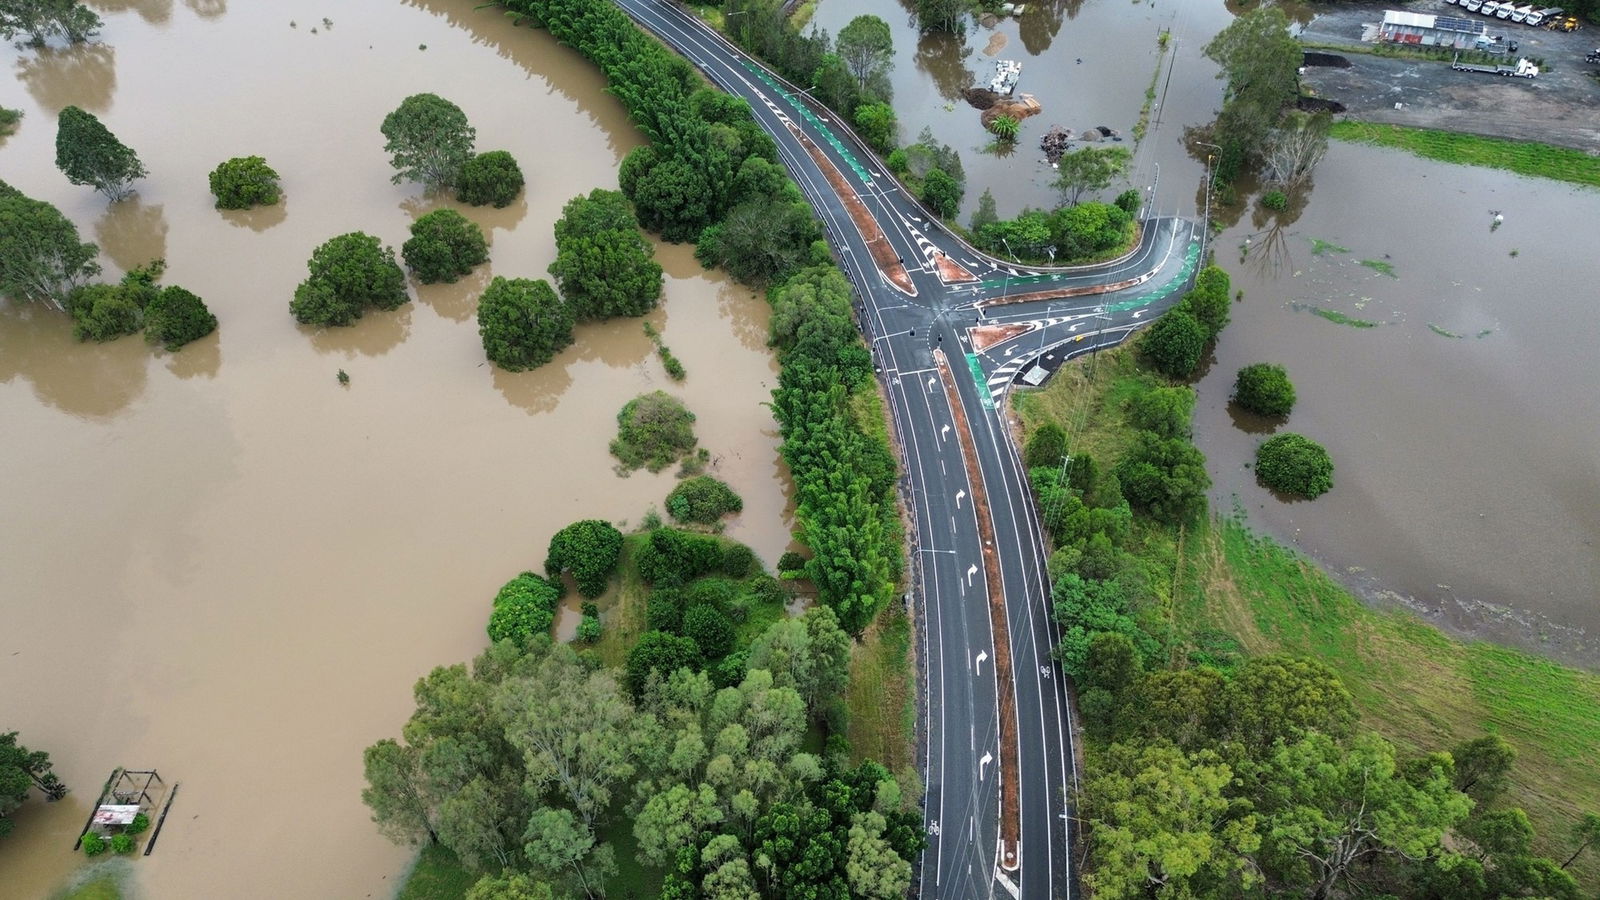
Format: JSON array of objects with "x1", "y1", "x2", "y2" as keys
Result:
[
  {"x1": 1298, "y1": 96, "x2": 1348, "y2": 113},
  {"x1": 964, "y1": 87, "x2": 999, "y2": 110},
  {"x1": 1302, "y1": 51, "x2": 1352, "y2": 68},
  {"x1": 980, "y1": 94, "x2": 1041, "y2": 129}
]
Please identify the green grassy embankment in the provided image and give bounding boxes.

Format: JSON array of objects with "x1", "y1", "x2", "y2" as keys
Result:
[
  {"x1": 396, "y1": 845, "x2": 478, "y2": 900},
  {"x1": 1330, "y1": 120, "x2": 1600, "y2": 189},
  {"x1": 1014, "y1": 346, "x2": 1600, "y2": 890}
]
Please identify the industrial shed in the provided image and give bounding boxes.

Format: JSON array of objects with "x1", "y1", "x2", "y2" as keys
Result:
[{"x1": 1374, "y1": 10, "x2": 1488, "y2": 49}]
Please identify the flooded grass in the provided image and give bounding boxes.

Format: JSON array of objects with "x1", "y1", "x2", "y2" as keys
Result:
[
  {"x1": 1308, "y1": 306, "x2": 1381, "y2": 328},
  {"x1": 1330, "y1": 121, "x2": 1600, "y2": 189},
  {"x1": 1427, "y1": 324, "x2": 1464, "y2": 339},
  {"x1": 1020, "y1": 346, "x2": 1600, "y2": 889},
  {"x1": 1309, "y1": 238, "x2": 1349, "y2": 255},
  {"x1": 1358, "y1": 259, "x2": 1397, "y2": 277}
]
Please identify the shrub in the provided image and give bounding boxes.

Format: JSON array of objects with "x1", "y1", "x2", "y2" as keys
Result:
[
  {"x1": 110, "y1": 833, "x2": 135, "y2": 854},
  {"x1": 476, "y1": 276, "x2": 574, "y2": 371},
  {"x1": 1234, "y1": 363, "x2": 1296, "y2": 417},
  {"x1": 290, "y1": 232, "x2": 407, "y2": 326},
  {"x1": 722, "y1": 543, "x2": 757, "y2": 578},
  {"x1": 144, "y1": 285, "x2": 217, "y2": 351},
  {"x1": 1183, "y1": 265, "x2": 1232, "y2": 341},
  {"x1": 544, "y1": 520, "x2": 624, "y2": 598},
  {"x1": 81, "y1": 833, "x2": 108, "y2": 856},
  {"x1": 486, "y1": 571, "x2": 560, "y2": 646},
  {"x1": 1260, "y1": 189, "x2": 1288, "y2": 211},
  {"x1": 576, "y1": 615, "x2": 602, "y2": 643},
  {"x1": 625, "y1": 630, "x2": 702, "y2": 695},
  {"x1": 1024, "y1": 422, "x2": 1068, "y2": 470},
  {"x1": 684, "y1": 578, "x2": 739, "y2": 613},
  {"x1": 456, "y1": 150, "x2": 524, "y2": 208},
  {"x1": 1255, "y1": 433, "x2": 1333, "y2": 499},
  {"x1": 854, "y1": 102, "x2": 897, "y2": 153},
  {"x1": 66, "y1": 282, "x2": 142, "y2": 342},
  {"x1": 402, "y1": 209, "x2": 488, "y2": 284},
  {"x1": 635, "y1": 528, "x2": 723, "y2": 586},
  {"x1": 921, "y1": 168, "x2": 960, "y2": 220},
  {"x1": 647, "y1": 589, "x2": 685, "y2": 633},
  {"x1": 1139, "y1": 309, "x2": 1206, "y2": 380},
  {"x1": 1115, "y1": 432, "x2": 1210, "y2": 526},
  {"x1": 126, "y1": 812, "x2": 150, "y2": 835},
  {"x1": 1126, "y1": 385, "x2": 1195, "y2": 440},
  {"x1": 777, "y1": 551, "x2": 808, "y2": 576},
  {"x1": 1114, "y1": 188, "x2": 1141, "y2": 216},
  {"x1": 611, "y1": 391, "x2": 697, "y2": 472},
  {"x1": 682, "y1": 605, "x2": 735, "y2": 659},
  {"x1": 885, "y1": 148, "x2": 908, "y2": 174},
  {"x1": 208, "y1": 156, "x2": 281, "y2": 209},
  {"x1": 665, "y1": 476, "x2": 744, "y2": 524}
]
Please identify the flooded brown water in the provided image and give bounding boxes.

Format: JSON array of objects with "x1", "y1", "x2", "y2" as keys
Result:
[
  {"x1": 0, "y1": 1, "x2": 792, "y2": 897},
  {"x1": 813, "y1": 0, "x2": 1599, "y2": 662}
]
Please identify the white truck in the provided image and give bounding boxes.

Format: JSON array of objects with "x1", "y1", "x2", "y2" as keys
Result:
[{"x1": 1452, "y1": 56, "x2": 1540, "y2": 76}]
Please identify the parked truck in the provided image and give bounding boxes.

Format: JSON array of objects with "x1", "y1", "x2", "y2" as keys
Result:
[{"x1": 1452, "y1": 55, "x2": 1541, "y2": 76}]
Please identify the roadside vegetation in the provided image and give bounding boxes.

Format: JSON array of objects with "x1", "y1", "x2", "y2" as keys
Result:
[
  {"x1": 1015, "y1": 343, "x2": 1600, "y2": 896},
  {"x1": 1330, "y1": 121, "x2": 1600, "y2": 189}
]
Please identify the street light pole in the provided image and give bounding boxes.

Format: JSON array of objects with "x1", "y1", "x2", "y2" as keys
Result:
[{"x1": 1194, "y1": 141, "x2": 1222, "y2": 264}]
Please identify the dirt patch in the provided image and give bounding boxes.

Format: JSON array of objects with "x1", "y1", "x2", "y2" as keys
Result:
[
  {"x1": 787, "y1": 125, "x2": 917, "y2": 295},
  {"x1": 933, "y1": 251, "x2": 978, "y2": 285},
  {"x1": 933, "y1": 348, "x2": 1022, "y2": 872},
  {"x1": 969, "y1": 322, "x2": 1031, "y2": 352},
  {"x1": 964, "y1": 87, "x2": 1000, "y2": 110},
  {"x1": 1302, "y1": 51, "x2": 1352, "y2": 68},
  {"x1": 983, "y1": 32, "x2": 1008, "y2": 56},
  {"x1": 981, "y1": 94, "x2": 1042, "y2": 130}
]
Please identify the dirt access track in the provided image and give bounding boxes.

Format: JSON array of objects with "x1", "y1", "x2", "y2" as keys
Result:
[{"x1": 1299, "y1": 0, "x2": 1600, "y2": 150}]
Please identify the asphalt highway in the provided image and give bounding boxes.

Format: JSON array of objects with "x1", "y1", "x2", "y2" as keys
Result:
[{"x1": 612, "y1": 3, "x2": 1203, "y2": 896}]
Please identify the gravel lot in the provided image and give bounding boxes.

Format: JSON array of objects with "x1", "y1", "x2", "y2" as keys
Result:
[{"x1": 1297, "y1": 0, "x2": 1600, "y2": 150}]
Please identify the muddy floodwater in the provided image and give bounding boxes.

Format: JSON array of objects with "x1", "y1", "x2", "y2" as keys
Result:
[
  {"x1": 0, "y1": 1, "x2": 793, "y2": 897},
  {"x1": 1194, "y1": 144, "x2": 1600, "y2": 665},
  {"x1": 812, "y1": 0, "x2": 1599, "y2": 661}
]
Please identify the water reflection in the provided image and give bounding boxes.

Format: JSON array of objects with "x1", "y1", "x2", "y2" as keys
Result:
[
  {"x1": 718, "y1": 283, "x2": 769, "y2": 353},
  {"x1": 15, "y1": 42, "x2": 117, "y2": 114},
  {"x1": 569, "y1": 318, "x2": 652, "y2": 369},
  {"x1": 1226, "y1": 399, "x2": 1281, "y2": 435},
  {"x1": 304, "y1": 306, "x2": 412, "y2": 358},
  {"x1": 400, "y1": 193, "x2": 528, "y2": 235},
  {"x1": 1017, "y1": 0, "x2": 1084, "y2": 55},
  {"x1": 165, "y1": 330, "x2": 221, "y2": 379},
  {"x1": 88, "y1": 0, "x2": 173, "y2": 25},
  {"x1": 219, "y1": 197, "x2": 287, "y2": 232},
  {"x1": 492, "y1": 356, "x2": 573, "y2": 415},
  {"x1": 183, "y1": 0, "x2": 226, "y2": 18},
  {"x1": 95, "y1": 199, "x2": 167, "y2": 272},
  {"x1": 414, "y1": 266, "x2": 491, "y2": 322},
  {"x1": 915, "y1": 32, "x2": 974, "y2": 102},
  {"x1": 0, "y1": 303, "x2": 148, "y2": 419}
]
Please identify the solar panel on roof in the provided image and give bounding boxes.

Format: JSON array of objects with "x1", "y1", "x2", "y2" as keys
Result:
[{"x1": 1435, "y1": 14, "x2": 1485, "y2": 30}]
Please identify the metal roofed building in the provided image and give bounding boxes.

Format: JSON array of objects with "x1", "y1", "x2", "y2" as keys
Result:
[{"x1": 1376, "y1": 9, "x2": 1489, "y2": 48}]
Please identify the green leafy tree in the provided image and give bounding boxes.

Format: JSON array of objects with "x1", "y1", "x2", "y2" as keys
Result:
[
  {"x1": 1053, "y1": 145, "x2": 1130, "y2": 206},
  {"x1": 683, "y1": 606, "x2": 735, "y2": 660},
  {"x1": 846, "y1": 811, "x2": 913, "y2": 898},
  {"x1": 208, "y1": 156, "x2": 281, "y2": 209},
  {"x1": 695, "y1": 199, "x2": 819, "y2": 287},
  {"x1": 1024, "y1": 422, "x2": 1067, "y2": 470},
  {"x1": 1234, "y1": 363, "x2": 1295, "y2": 417},
  {"x1": 1126, "y1": 385, "x2": 1195, "y2": 440},
  {"x1": 836, "y1": 15, "x2": 893, "y2": 94},
  {"x1": 666, "y1": 476, "x2": 744, "y2": 524},
  {"x1": 1256, "y1": 433, "x2": 1334, "y2": 499},
  {"x1": 1140, "y1": 309, "x2": 1206, "y2": 380},
  {"x1": 403, "y1": 209, "x2": 488, "y2": 284},
  {"x1": 633, "y1": 783, "x2": 725, "y2": 869},
  {"x1": 625, "y1": 631, "x2": 703, "y2": 696},
  {"x1": 290, "y1": 232, "x2": 407, "y2": 326},
  {"x1": 1203, "y1": 7, "x2": 1300, "y2": 170},
  {"x1": 2, "y1": 731, "x2": 66, "y2": 838},
  {"x1": 55, "y1": 106, "x2": 145, "y2": 202},
  {"x1": 548, "y1": 189, "x2": 662, "y2": 320},
  {"x1": 1081, "y1": 742, "x2": 1261, "y2": 899},
  {"x1": 1115, "y1": 431, "x2": 1210, "y2": 526},
  {"x1": 544, "y1": 520, "x2": 624, "y2": 599},
  {"x1": 381, "y1": 93, "x2": 476, "y2": 189},
  {"x1": 1251, "y1": 731, "x2": 1472, "y2": 900},
  {"x1": 921, "y1": 168, "x2": 961, "y2": 220},
  {"x1": 466, "y1": 872, "x2": 555, "y2": 900},
  {"x1": 1452, "y1": 734, "x2": 1516, "y2": 804},
  {"x1": 853, "y1": 102, "x2": 897, "y2": 153},
  {"x1": 476, "y1": 276, "x2": 574, "y2": 371},
  {"x1": 1562, "y1": 812, "x2": 1600, "y2": 869},
  {"x1": 0, "y1": 0, "x2": 101, "y2": 46},
  {"x1": 1221, "y1": 655, "x2": 1356, "y2": 756},
  {"x1": 65, "y1": 282, "x2": 142, "y2": 342},
  {"x1": 361, "y1": 738, "x2": 442, "y2": 846},
  {"x1": 456, "y1": 150, "x2": 524, "y2": 208},
  {"x1": 970, "y1": 188, "x2": 999, "y2": 233},
  {"x1": 487, "y1": 572, "x2": 560, "y2": 646},
  {"x1": 916, "y1": 0, "x2": 965, "y2": 33},
  {"x1": 1052, "y1": 201, "x2": 1132, "y2": 260},
  {"x1": 1052, "y1": 575, "x2": 1159, "y2": 675},
  {"x1": 521, "y1": 806, "x2": 616, "y2": 900},
  {"x1": 144, "y1": 285, "x2": 217, "y2": 351},
  {"x1": 610, "y1": 391, "x2": 697, "y2": 473},
  {"x1": 1182, "y1": 265, "x2": 1232, "y2": 340}
]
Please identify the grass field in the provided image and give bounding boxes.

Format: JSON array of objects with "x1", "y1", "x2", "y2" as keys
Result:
[
  {"x1": 846, "y1": 603, "x2": 917, "y2": 785},
  {"x1": 1330, "y1": 120, "x2": 1600, "y2": 189},
  {"x1": 1015, "y1": 345, "x2": 1600, "y2": 889},
  {"x1": 397, "y1": 845, "x2": 478, "y2": 900}
]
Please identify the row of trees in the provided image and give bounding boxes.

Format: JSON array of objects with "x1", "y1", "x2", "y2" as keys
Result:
[
  {"x1": 0, "y1": 0, "x2": 100, "y2": 48},
  {"x1": 966, "y1": 146, "x2": 1136, "y2": 262},
  {"x1": 381, "y1": 93, "x2": 525, "y2": 207},
  {"x1": 885, "y1": 128, "x2": 966, "y2": 220}
]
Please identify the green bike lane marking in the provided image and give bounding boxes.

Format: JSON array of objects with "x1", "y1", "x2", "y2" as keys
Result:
[
  {"x1": 964, "y1": 354, "x2": 995, "y2": 409},
  {"x1": 742, "y1": 62, "x2": 876, "y2": 186},
  {"x1": 1103, "y1": 241, "x2": 1200, "y2": 313}
]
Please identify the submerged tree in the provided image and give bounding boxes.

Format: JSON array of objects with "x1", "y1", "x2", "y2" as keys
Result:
[
  {"x1": 2, "y1": 731, "x2": 68, "y2": 839},
  {"x1": 402, "y1": 209, "x2": 488, "y2": 284},
  {"x1": 548, "y1": 189, "x2": 661, "y2": 321},
  {"x1": 55, "y1": 106, "x2": 146, "y2": 201},
  {"x1": 0, "y1": 193, "x2": 100, "y2": 307},
  {"x1": 456, "y1": 150, "x2": 524, "y2": 208},
  {"x1": 916, "y1": 0, "x2": 966, "y2": 33},
  {"x1": 290, "y1": 232, "x2": 408, "y2": 326},
  {"x1": 208, "y1": 155, "x2": 281, "y2": 210},
  {"x1": 0, "y1": 0, "x2": 102, "y2": 46},
  {"x1": 1054, "y1": 145, "x2": 1131, "y2": 206},
  {"x1": 476, "y1": 276, "x2": 573, "y2": 372},
  {"x1": 836, "y1": 15, "x2": 893, "y2": 95},
  {"x1": 1262, "y1": 111, "x2": 1332, "y2": 191},
  {"x1": 381, "y1": 93, "x2": 476, "y2": 190}
]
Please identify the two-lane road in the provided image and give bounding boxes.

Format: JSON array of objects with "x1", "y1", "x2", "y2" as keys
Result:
[{"x1": 611, "y1": 4, "x2": 1203, "y2": 897}]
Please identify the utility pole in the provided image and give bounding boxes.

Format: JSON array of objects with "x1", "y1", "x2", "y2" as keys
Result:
[{"x1": 1194, "y1": 141, "x2": 1221, "y2": 264}]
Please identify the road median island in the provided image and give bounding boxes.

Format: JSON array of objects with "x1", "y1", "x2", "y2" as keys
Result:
[
  {"x1": 933, "y1": 347, "x2": 1022, "y2": 873},
  {"x1": 785, "y1": 126, "x2": 917, "y2": 295}
]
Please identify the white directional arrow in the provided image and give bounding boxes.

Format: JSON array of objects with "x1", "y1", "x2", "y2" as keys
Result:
[
  {"x1": 966, "y1": 563, "x2": 978, "y2": 586},
  {"x1": 1004, "y1": 346, "x2": 1015, "y2": 357},
  {"x1": 955, "y1": 489, "x2": 966, "y2": 509},
  {"x1": 926, "y1": 376, "x2": 937, "y2": 393},
  {"x1": 1133, "y1": 309, "x2": 1146, "y2": 319},
  {"x1": 975, "y1": 650, "x2": 988, "y2": 675},
  {"x1": 1069, "y1": 323, "x2": 1080, "y2": 332},
  {"x1": 979, "y1": 751, "x2": 993, "y2": 781},
  {"x1": 941, "y1": 424, "x2": 951, "y2": 442}
]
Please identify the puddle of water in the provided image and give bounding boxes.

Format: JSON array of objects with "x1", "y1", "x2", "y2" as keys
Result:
[{"x1": 0, "y1": 1, "x2": 794, "y2": 897}]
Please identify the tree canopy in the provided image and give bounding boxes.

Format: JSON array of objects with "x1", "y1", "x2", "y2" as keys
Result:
[
  {"x1": 2, "y1": 731, "x2": 66, "y2": 839},
  {"x1": 0, "y1": 193, "x2": 100, "y2": 307},
  {"x1": 836, "y1": 15, "x2": 893, "y2": 96},
  {"x1": 381, "y1": 93, "x2": 477, "y2": 190},
  {"x1": 548, "y1": 189, "x2": 662, "y2": 321},
  {"x1": 290, "y1": 232, "x2": 408, "y2": 326},
  {"x1": 456, "y1": 150, "x2": 524, "y2": 208},
  {"x1": 208, "y1": 156, "x2": 281, "y2": 210},
  {"x1": 476, "y1": 277, "x2": 573, "y2": 372},
  {"x1": 0, "y1": 0, "x2": 101, "y2": 46},
  {"x1": 55, "y1": 106, "x2": 146, "y2": 202},
  {"x1": 1234, "y1": 363, "x2": 1295, "y2": 417},
  {"x1": 1256, "y1": 433, "x2": 1334, "y2": 499},
  {"x1": 403, "y1": 209, "x2": 488, "y2": 285},
  {"x1": 544, "y1": 520, "x2": 624, "y2": 599},
  {"x1": 1054, "y1": 146, "x2": 1131, "y2": 206},
  {"x1": 144, "y1": 285, "x2": 217, "y2": 351}
]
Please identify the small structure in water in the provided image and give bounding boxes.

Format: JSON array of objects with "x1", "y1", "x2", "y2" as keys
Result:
[
  {"x1": 75, "y1": 767, "x2": 181, "y2": 857},
  {"x1": 990, "y1": 59, "x2": 1022, "y2": 96}
]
